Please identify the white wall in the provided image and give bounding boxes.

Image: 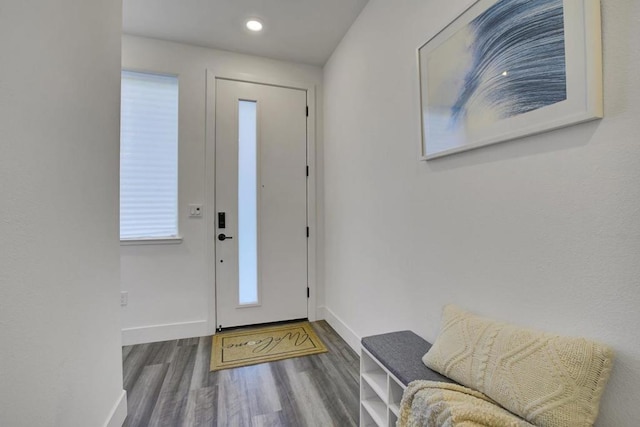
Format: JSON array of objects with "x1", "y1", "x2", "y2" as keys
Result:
[
  {"x1": 0, "y1": 2, "x2": 126, "y2": 427},
  {"x1": 120, "y1": 35, "x2": 323, "y2": 344},
  {"x1": 322, "y1": 0, "x2": 640, "y2": 425}
]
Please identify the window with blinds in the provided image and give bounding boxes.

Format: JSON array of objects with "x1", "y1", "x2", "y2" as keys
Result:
[{"x1": 120, "y1": 70, "x2": 179, "y2": 240}]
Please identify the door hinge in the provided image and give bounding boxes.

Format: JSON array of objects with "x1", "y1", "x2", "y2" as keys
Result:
[
  {"x1": 306, "y1": 106, "x2": 309, "y2": 117},
  {"x1": 306, "y1": 227, "x2": 309, "y2": 238},
  {"x1": 307, "y1": 287, "x2": 310, "y2": 298},
  {"x1": 306, "y1": 165, "x2": 309, "y2": 177}
]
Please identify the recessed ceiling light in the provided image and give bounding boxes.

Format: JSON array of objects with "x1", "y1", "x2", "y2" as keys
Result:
[{"x1": 246, "y1": 20, "x2": 263, "y2": 32}]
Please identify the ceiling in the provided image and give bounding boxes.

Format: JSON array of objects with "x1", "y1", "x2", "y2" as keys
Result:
[{"x1": 123, "y1": 0, "x2": 369, "y2": 66}]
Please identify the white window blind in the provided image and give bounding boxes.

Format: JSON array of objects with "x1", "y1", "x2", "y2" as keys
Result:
[{"x1": 120, "y1": 70, "x2": 179, "y2": 240}]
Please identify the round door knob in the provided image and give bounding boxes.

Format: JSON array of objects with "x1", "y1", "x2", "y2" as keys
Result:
[{"x1": 218, "y1": 233, "x2": 233, "y2": 241}]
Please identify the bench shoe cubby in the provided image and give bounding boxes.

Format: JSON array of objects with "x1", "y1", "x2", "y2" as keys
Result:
[
  {"x1": 359, "y1": 331, "x2": 454, "y2": 427},
  {"x1": 360, "y1": 347, "x2": 405, "y2": 427}
]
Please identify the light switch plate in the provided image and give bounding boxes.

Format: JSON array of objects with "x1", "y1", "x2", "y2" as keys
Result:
[{"x1": 189, "y1": 204, "x2": 203, "y2": 218}]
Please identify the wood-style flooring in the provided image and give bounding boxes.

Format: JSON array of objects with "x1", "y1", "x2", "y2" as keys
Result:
[{"x1": 122, "y1": 320, "x2": 360, "y2": 427}]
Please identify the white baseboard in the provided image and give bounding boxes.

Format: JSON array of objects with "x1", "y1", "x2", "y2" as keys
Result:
[
  {"x1": 318, "y1": 306, "x2": 361, "y2": 353},
  {"x1": 104, "y1": 390, "x2": 127, "y2": 427},
  {"x1": 122, "y1": 320, "x2": 208, "y2": 346}
]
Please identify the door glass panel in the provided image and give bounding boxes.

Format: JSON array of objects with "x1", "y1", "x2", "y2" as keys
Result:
[{"x1": 238, "y1": 100, "x2": 258, "y2": 305}]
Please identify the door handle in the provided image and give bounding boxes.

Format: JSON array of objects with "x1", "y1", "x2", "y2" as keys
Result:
[{"x1": 218, "y1": 233, "x2": 233, "y2": 241}]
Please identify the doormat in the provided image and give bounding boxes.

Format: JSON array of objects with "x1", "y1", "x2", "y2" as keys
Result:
[{"x1": 210, "y1": 321, "x2": 328, "y2": 371}]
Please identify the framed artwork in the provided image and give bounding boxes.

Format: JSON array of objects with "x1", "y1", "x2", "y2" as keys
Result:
[{"x1": 418, "y1": 0, "x2": 603, "y2": 160}]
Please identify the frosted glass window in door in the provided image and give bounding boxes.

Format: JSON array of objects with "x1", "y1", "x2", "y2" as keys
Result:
[{"x1": 238, "y1": 100, "x2": 258, "y2": 305}]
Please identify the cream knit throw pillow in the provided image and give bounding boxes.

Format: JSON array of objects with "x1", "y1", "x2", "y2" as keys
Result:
[{"x1": 422, "y1": 305, "x2": 614, "y2": 427}]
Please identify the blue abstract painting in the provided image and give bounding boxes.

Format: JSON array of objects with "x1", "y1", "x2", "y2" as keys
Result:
[{"x1": 422, "y1": 0, "x2": 568, "y2": 156}]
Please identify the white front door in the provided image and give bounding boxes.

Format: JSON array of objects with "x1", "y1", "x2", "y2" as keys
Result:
[{"x1": 215, "y1": 78, "x2": 308, "y2": 329}]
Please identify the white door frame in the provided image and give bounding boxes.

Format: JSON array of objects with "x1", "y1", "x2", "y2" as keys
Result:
[{"x1": 204, "y1": 70, "x2": 318, "y2": 335}]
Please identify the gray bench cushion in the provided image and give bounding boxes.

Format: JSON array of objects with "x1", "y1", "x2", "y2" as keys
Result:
[{"x1": 361, "y1": 331, "x2": 455, "y2": 387}]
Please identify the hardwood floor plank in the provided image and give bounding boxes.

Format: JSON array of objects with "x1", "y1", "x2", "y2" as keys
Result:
[
  {"x1": 193, "y1": 386, "x2": 218, "y2": 427},
  {"x1": 147, "y1": 340, "x2": 179, "y2": 365},
  {"x1": 215, "y1": 366, "x2": 253, "y2": 427},
  {"x1": 122, "y1": 344, "x2": 134, "y2": 361},
  {"x1": 148, "y1": 344, "x2": 198, "y2": 426},
  {"x1": 308, "y1": 356, "x2": 359, "y2": 425},
  {"x1": 122, "y1": 320, "x2": 359, "y2": 427},
  {"x1": 181, "y1": 337, "x2": 213, "y2": 425},
  {"x1": 283, "y1": 368, "x2": 335, "y2": 427},
  {"x1": 244, "y1": 364, "x2": 283, "y2": 417},
  {"x1": 190, "y1": 337, "x2": 212, "y2": 391},
  {"x1": 252, "y1": 411, "x2": 287, "y2": 427},
  {"x1": 148, "y1": 391, "x2": 188, "y2": 427},
  {"x1": 124, "y1": 363, "x2": 170, "y2": 427},
  {"x1": 177, "y1": 337, "x2": 199, "y2": 347},
  {"x1": 122, "y1": 343, "x2": 152, "y2": 391},
  {"x1": 158, "y1": 343, "x2": 198, "y2": 395},
  {"x1": 181, "y1": 390, "x2": 199, "y2": 427},
  {"x1": 268, "y1": 361, "x2": 306, "y2": 426}
]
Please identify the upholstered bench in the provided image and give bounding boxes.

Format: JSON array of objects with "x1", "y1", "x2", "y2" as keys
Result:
[
  {"x1": 362, "y1": 306, "x2": 614, "y2": 427},
  {"x1": 359, "y1": 331, "x2": 456, "y2": 427}
]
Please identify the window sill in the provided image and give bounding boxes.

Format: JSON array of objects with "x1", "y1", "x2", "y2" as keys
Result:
[{"x1": 120, "y1": 236, "x2": 183, "y2": 246}]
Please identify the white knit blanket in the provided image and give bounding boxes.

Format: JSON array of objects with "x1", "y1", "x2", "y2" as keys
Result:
[{"x1": 398, "y1": 381, "x2": 535, "y2": 427}]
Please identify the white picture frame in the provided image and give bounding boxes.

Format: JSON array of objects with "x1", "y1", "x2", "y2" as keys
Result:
[{"x1": 418, "y1": 0, "x2": 603, "y2": 160}]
